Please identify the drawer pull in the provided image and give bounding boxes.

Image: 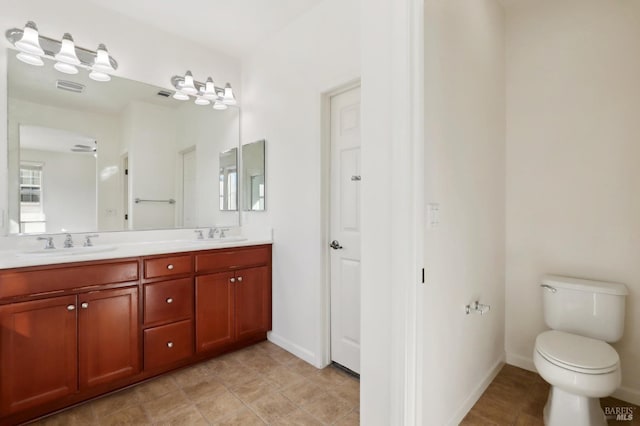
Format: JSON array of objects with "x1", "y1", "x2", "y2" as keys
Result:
[
  {"x1": 81, "y1": 302, "x2": 89, "y2": 309},
  {"x1": 230, "y1": 277, "x2": 236, "y2": 283},
  {"x1": 166, "y1": 297, "x2": 174, "y2": 304},
  {"x1": 67, "y1": 304, "x2": 75, "y2": 311},
  {"x1": 167, "y1": 342, "x2": 174, "y2": 348},
  {"x1": 237, "y1": 276, "x2": 243, "y2": 282},
  {"x1": 167, "y1": 264, "x2": 174, "y2": 270}
]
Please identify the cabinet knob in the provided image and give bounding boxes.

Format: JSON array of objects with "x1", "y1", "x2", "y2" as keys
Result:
[
  {"x1": 67, "y1": 304, "x2": 75, "y2": 311},
  {"x1": 167, "y1": 264, "x2": 174, "y2": 270},
  {"x1": 81, "y1": 302, "x2": 89, "y2": 309},
  {"x1": 167, "y1": 342, "x2": 174, "y2": 348},
  {"x1": 230, "y1": 277, "x2": 236, "y2": 283},
  {"x1": 237, "y1": 276, "x2": 243, "y2": 282},
  {"x1": 166, "y1": 297, "x2": 173, "y2": 304}
]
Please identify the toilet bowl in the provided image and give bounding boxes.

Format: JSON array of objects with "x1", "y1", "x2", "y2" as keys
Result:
[
  {"x1": 534, "y1": 275, "x2": 628, "y2": 426},
  {"x1": 534, "y1": 330, "x2": 621, "y2": 426}
]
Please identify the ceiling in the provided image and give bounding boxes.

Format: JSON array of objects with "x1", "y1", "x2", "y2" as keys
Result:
[
  {"x1": 84, "y1": 0, "x2": 325, "y2": 59},
  {"x1": 20, "y1": 125, "x2": 95, "y2": 154}
]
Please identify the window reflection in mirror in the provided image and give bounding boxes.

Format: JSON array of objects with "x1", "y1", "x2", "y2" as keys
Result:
[
  {"x1": 242, "y1": 139, "x2": 266, "y2": 211},
  {"x1": 219, "y1": 148, "x2": 238, "y2": 211},
  {"x1": 6, "y1": 51, "x2": 240, "y2": 234}
]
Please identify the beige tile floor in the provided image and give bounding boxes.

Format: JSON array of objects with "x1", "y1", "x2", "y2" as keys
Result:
[{"x1": 30, "y1": 341, "x2": 360, "y2": 426}]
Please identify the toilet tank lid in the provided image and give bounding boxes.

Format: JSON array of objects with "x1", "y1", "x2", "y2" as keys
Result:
[{"x1": 542, "y1": 275, "x2": 628, "y2": 296}]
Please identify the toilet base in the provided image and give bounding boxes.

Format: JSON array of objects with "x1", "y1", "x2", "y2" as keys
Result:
[{"x1": 544, "y1": 386, "x2": 606, "y2": 426}]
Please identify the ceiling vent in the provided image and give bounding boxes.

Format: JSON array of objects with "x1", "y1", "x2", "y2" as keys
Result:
[
  {"x1": 56, "y1": 80, "x2": 85, "y2": 93},
  {"x1": 157, "y1": 90, "x2": 172, "y2": 98}
]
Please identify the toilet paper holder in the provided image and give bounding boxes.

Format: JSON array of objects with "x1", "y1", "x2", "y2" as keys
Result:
[{"x1": 465, "y1": 300, "x2": 491, "y2": 315}]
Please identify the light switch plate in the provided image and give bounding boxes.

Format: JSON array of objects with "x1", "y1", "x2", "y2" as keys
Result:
[{"x1": 427, "y1": 203, "x2": 440, "y2": 229}]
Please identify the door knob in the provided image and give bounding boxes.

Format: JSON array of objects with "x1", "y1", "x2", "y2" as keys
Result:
[{"x1": 329, "y1": 240, "x2": 343, "y2": 250}]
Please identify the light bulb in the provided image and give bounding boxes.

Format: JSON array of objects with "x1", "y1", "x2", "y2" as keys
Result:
[
  {"x1": 195, "y1": 97, "x2": 210, "y2": 106},
  {"x1": 202, "y1": 77, "x2": 217, "y2": 100},
  {"x1": 55, "y1": 33, "x2": 81, "y2": 65},
  {"x1": 173, "y1": 91, "x2": 189, "y2": 101},
  {"x1": 89, "y1": 70, "x2": 111, "y2": 82},
  {"x1": 54, "y1": 61, "x2": 79, "y2": 74},
  {"x1": 222, "y1": 83, "x2": 237, "y2": 105},
  {"x1": 181, "y1": 71, "x2": 197, "y2": 95},
  {"x1": 15, "y1": 22, "x2": 44, "y2": 56},
  {"x1": 92, "y1": 44, "x2": 115, "y2": 73},
  {"x1": 16, "y1": 52, "x2": 44, "y2": 66},
  {"x1": 213, "y1": 100, "x2": 228, "y2": 110}
]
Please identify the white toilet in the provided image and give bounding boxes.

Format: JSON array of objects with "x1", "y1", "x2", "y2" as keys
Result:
[{"x1": 534, "y1": 275, "x2": 628, "y2": 426}]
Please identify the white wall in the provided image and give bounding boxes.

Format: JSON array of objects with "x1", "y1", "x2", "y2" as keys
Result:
[
  {"x1": 0, "y1": 0, "x2": 241, "y2": 235},
  {"x1": 505, "y1": 0, "x2": 640, "y2": 405},
  {"x1": 240, "y1": 0, "x2": 359, "y2": 366},
  {"x1": 8, "y1": 98, "x2": 121, "y2": 232},
  {"x1": 422, "y1": 1, "x2": 506, "y2": 424},
  {"x1": 21, "y1": 148, "x2": 96, "y2": 233}
]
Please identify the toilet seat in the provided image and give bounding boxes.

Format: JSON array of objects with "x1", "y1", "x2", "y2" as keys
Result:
[{"x1": 535, "y1": 330, "x2": 619, "y2": 374}]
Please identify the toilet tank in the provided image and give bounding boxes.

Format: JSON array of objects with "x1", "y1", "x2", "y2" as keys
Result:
[{"x1": 541, "y1": 275, "x2": 628, "y2": 342}]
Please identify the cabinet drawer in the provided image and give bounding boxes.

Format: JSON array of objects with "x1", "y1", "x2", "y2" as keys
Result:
[
  {"x1": 144, "y1": 320, "x2": 193, "y2": 371},
  {"x1": 195, "y1": 246, "x2": 270, "y2": 273},
  {"x1": 144, "y1": 255, "x2": 192, "y2": 280},
  {"x1": 144, "y1": 278, "x2": 193, "y2": 325},
  {"x1": 0, "y1": 260, "x2": 139, "y2": 299}
]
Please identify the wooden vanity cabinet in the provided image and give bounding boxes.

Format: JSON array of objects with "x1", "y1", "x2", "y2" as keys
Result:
[
  {"x1": 0, "y1": 244, "x2": 271, "y2": 424},
  {"x1": 142, "y1": 255, "x2": 195, "y2": 372},
  {"x1": 195, "y1": 246, "x2": 272, "y2": 353},
  {"x1": 0, "y1": 286, "x2": 139, "y2": 415},
  {"x1": 0, "y1": 296, "x2": 78, "y2": 415}
]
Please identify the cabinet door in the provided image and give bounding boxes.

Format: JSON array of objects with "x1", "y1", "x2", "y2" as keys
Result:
[
  {"x1": 78, "y1": 287, "x2": 140, "y2": 389},
  {"x1": 196, "y1": 272, "x2": 235, "y2": 352},
  {"x1": 0, "y1": 296, "x2": 78, "y2": 414},
  {"x1": 235, "y1": 266, "x2": 271, "y2": 341}
]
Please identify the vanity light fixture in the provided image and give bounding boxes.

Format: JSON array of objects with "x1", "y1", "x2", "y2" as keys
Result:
[
  {"x1": 53, "y1": 33, "x2": 81, "y2": 74},
  {"x1": 5, "y1": 21, "x2": 119, "y2": 82},
  {"x1": 170, "y1": 72, "x2": 238, "y2": 110},
  {"x1": 222, "y1": 83, "x2": 237, "y2": 105}
]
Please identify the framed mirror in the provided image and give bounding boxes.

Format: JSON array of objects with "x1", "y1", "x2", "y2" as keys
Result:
[
  {"x1": 6, "y1": 52, "x2": 240, "y2": 234},
  {"x1": 242, "y1": 139, "x2": 265, "y2": 211}
]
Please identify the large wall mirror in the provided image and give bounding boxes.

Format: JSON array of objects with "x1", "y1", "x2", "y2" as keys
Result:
[
  {"x1": 242, "y1": 139, "x2": 266, "y2": 211},
  {"x1": 6, "y1": 52, "x2": 240, "y2": 235}
]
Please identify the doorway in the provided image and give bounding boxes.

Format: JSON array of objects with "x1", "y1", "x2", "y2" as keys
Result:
[
  {"x1": 329, "y1": 85, "x2": 361, "y2": 374},
  {"x1": 181, "y1": 148, "x2": 197, "y2": 227}
]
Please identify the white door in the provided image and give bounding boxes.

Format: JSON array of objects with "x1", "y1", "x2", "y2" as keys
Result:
[
  {"x1": 330, "y1": 86, "x2": 361, "y2": 374},
  {"x1": 182, "y1": 149, "x2": 197, "y2": 227}
]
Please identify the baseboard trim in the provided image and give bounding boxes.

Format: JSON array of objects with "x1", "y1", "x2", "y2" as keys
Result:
[
  {"x1": 612, "y1": 386, "x2": 640, "y2": 406},
  {"x1": 266, "y1": 332, "x2": 323, "y2": 368},
  {"x1": 447, "y1": 353, "x2": 506, "y2": 425},
  {"x1": 506, "y1": 352, "x2": 536, "y2": 372},
  {"x1": 506, "y1": 351, "x2": 640, "y2": 406}
]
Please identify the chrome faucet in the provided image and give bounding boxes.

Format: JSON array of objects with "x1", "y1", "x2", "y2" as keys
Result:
[
  {"x1": 219, "y1": 228, "x2": 230, "y2": 238},
  {"x1": 194, "y1": 230, "x2": 204, "y2": 240},
  {"x1": 208, "y1": 227, "x2": 219, "y2": 239},
  {"x1": 83, "y1": 234, "x2": 99, "y2": 247},
  {"x1": 37, "y1": 236, "x2": 55, "y2": 249},
  {"x1": 63, "y1": 233, "x2": 74, "y2": 248}
]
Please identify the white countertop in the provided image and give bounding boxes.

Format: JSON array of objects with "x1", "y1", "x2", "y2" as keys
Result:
[{"x1": 0, "y1": 228, "x2": 272, "y2": 270}]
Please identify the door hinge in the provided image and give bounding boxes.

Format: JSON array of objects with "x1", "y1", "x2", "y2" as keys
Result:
[
  {"x1": 124, "y1": 214, "x2": 128, "y2": 220},
  {"x1": 125, "y1": 169, "x2": 128, "y2": 175},
  {"x1": 421, "y1": 268, "x2": 425, "y2": 284}
]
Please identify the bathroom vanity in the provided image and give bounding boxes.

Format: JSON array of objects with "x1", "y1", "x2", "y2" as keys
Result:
[{"x1": 0, "y1": 241, "x2": 272, "y2": 425}]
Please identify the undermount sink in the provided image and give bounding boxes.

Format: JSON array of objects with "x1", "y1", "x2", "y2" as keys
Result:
[
  {"x1": 191, "y1": 236, "x2": 248, "y2": 243},
  {"x1": 17, "y1": 245, "x2": 118, "y2": 257}
]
